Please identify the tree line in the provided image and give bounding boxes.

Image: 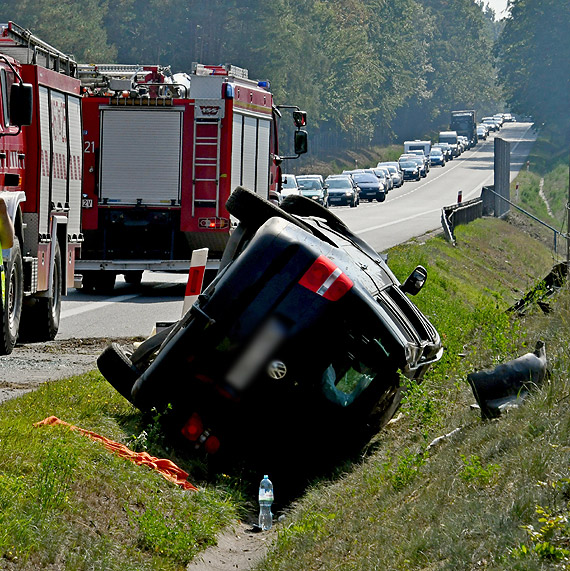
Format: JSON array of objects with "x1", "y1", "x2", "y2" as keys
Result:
[{"x1": 1, "y1": 0, "x2": 565, "y2": 154}]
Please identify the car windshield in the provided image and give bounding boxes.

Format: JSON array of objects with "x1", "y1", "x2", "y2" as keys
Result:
[
  {"x1": 282, "y1": 176, "x2": 297, "y2": 189},
  {"x1": 400, "y1": 161, "x2": 417, "y2": 168},
  {"x1": 430, "y1": 149, "x2": 442, "y2": 155},
  {"x1": 327, "y1": 178, "x2": 351, "y2": 189},
  {"x1": 298, "y1": 178, "x2": 322, "y2": 190},
  {"x1": 352, "y1": 174, "x2": 377, "y2": 183}
]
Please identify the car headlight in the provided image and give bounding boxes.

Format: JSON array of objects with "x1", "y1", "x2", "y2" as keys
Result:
[{"x1": 345, "y1": 191, "x2": 352, "y2": 196}]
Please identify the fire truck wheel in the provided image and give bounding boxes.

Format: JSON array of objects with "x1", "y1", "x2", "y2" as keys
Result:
[
  {"x1": 81, "y1": 271, "x2": 116, "y2": 294},
  {"x1": 20, "y1": 241, "x2": 62, "y2": 342},
  {"x1": 124, "y1": 271, "x2": 143, "y2": 286},
  {"x1": 97, "y1": 342, "x2": 140, "y2": 402},
  {"x1": 0, "y1": 237, "x2": 23, "y2": 355}
]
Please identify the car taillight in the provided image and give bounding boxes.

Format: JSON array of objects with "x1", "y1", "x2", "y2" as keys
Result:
[
  {"x1": 181, "y1": 413, "x2": 203, "y2": 441},
  {"x1": 299, "y1": 255, "x2": 353, "y2": 301}
]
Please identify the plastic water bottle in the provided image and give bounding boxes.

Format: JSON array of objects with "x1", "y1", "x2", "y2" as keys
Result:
[{"x1": 258, "y1": 475, "x2": 274, "y2": 531}]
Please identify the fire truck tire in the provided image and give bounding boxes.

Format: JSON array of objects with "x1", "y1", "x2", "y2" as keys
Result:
[
  {"x1": 124, "y1": 271, "x2": 143, "y2": 286},
  {"x1": 20, "y1": 241, "x2": 62, "y2": 342},
  {"x1": 0, "y1": 237, "x2": 23, "y2": 355},
  {"x1": 226, "y1": 186, "x2": 312, "y2": 234},
  {"x1": 97, "y1": 342, "x2": 140, "y2": 402},
  {"x1": 81, "y1": 271, "x2": 116, "y2": 294}
]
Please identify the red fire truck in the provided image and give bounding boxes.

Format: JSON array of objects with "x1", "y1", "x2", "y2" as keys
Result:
[
  {"x1": 0, "y1": 22, "x2": 83, "y2": 354},
  {"x1": 78, "y1": 62, "x2": 307, "y2": 291}
]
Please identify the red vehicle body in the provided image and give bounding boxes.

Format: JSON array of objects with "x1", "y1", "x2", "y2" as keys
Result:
[
  {"x1": 78, "y1": 63, "x2": 306, "y2": 291},
  {"x1": 0, "y1": 22, "x2": 82, "y2": 353}
]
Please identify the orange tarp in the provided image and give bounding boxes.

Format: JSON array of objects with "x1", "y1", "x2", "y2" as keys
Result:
[{"x1": 34, "y1": 416, "x2": 198, "y2": 491}]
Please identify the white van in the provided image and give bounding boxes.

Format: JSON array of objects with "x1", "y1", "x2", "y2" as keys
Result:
[{"x1": 438, "y1": 131, "x2": 460, "y2": 157}]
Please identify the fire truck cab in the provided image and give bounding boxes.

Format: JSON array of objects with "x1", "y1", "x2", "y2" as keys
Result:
[
  {"x1": 0, "y1": 22, "x2": 82, "y2": 354},
  {"x1": 78, "y1": 62, "x2": 307, "y2": 291}
]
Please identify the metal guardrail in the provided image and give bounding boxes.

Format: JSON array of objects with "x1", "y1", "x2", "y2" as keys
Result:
[
  {"x1": 441, "y1": 197, "x2": 483, "y2": 245},
  {"x1": 441, "y1": 185, "x2": 568, "y2": 257}
]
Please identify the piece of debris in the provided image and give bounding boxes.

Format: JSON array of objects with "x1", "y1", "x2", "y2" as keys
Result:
[
  {"x1": 467, "y1": 340, "x2": 547, "y2": 419},
  {"x1": 427, "y1": 427, "x2": 462, "y2": 450}
]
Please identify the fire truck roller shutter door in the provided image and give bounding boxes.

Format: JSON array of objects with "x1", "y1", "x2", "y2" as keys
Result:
[
  {"x1": 100, "y1": 109, "x2": 183, "y2": 205},
  {"x1": 230, "y1": 112, "x2": 271, "y2": 201}
]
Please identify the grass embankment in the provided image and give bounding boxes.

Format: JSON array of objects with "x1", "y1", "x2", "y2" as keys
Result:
[
  {"x1": 1, "y1": 211, "x2": 567, "y2": 570},
  {"x1": 262, "y1": 218, "x2": 570, "y2": 570}
]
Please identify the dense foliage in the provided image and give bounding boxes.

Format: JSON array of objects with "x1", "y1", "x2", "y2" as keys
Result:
[
  {"x1": 496, "y1": 0, "x2": 570, "y2": 137},
  {"x1": 0, "y1": 0, "x2": 502, "y2": 149},
  {"x1": 4, "y1": 0, "x2": 559, "y2": 153}
]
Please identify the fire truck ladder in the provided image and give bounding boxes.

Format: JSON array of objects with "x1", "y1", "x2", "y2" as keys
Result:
[
  {"x1": 0, "y1": 21, "x2": 76, "y2": 76},
  {"x1": 192, "y1": 117, "x2": 221, "y2": 217}
]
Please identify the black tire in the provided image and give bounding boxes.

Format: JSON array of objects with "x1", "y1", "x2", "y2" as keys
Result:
[
  {"x1": 281, "y1": 193, "x2": 349, "y2": 231},
  {"x1": 226, "y1": 186, "x2": 313, "y2": 235},
  {"x1": 124, "y1": 271, "x2": 143, "y2": 285},
  {"x1": 377, "y1": 194, "x2": 386, "y2": 203},
  {"x1": 97, "y1": 342, "x2": 141, "y2": 402},
  {"x1": 81, "y1": 271, "x2": 116, "y2": 294},
  {"x1": 0, "y1": 237, "x2": 23, "y2": 355},
  {"x1": 20, "y1": 241, "x2": 62, "y2": 342}
]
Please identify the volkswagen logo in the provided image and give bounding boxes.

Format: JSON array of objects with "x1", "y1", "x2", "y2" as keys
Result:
[{"x1": 267, "y1": 360, "x2": 287, "y2": 380}]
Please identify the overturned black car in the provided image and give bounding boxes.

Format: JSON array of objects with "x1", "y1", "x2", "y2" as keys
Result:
[{"x1": 98, "y1": 188, "x2": 442, "y2": 481}]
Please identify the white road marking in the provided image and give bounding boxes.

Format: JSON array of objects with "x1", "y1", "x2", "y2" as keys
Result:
[{"x1": 60, "y1": 294, "x2": 139, "y2": 319}]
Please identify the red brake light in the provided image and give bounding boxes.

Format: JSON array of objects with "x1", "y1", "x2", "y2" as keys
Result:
[
  {"x1": 181, "y1": 413, "x2": 203, "y2": 441},
  {"x1": 299, "y1": 255, "x2": 353, "y2": 301}
]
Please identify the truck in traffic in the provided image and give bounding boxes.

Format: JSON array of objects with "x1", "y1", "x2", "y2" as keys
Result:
[
  {"x1": 450, "y1": 110, "x2": 477, "y2": 148},
  {"x1": 77, "y1": 62, "x2": 308, "y2": 291},
  {"x1": 0, "y1": 21, "x2": 83, "y2": 353}
]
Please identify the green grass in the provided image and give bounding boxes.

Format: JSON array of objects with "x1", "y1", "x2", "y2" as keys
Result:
[
  {"x1": 1, "y1": 169, "x2": 569, "y2": 568},
  {"x1": 259, "y1": 218, "x2": 570, "y2": 570},
  {"x1": 0, "y1": 373, "x2": 237, "y2": 570}
]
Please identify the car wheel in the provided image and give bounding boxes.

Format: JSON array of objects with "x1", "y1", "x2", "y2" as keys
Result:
[
  {"x1": 97, "y1": 342, "x2": 141, "y2": 402},
  {"x1": 226, "y1": 186, "x2": 313, "y2": 235},
  {"x1": 281, "y1": 193, "x2": 348, "y2": 230}
]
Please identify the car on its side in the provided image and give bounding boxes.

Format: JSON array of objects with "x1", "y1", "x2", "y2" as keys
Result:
[
  {"x1": 428, "y1": 147, "x2": 445, "y2": 167},
  {"x1": 297, "y1": 175, "x2": 329, "y2": 207},
  {"x1": 281, "y1": 174, "x2": 301, "y2": 198},
  {"x1": 325, "y1": 175, "x2": 359, "y2": 207},
  {"x1": 97, "y1": 187, "x2": 443, "y2": 481}
]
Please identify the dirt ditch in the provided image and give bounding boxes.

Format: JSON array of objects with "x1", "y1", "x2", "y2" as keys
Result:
[{"x1": 0, "y1": 337, "x2": 137, "y2": 404}]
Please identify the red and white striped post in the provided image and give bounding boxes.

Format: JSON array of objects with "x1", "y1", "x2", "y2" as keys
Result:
[
  {"x1": 457, "y1": 190, "x2": 463, "y2": 203},
  {"x1": 182, "y1": 248, "x2": 209, "y2": 317}
]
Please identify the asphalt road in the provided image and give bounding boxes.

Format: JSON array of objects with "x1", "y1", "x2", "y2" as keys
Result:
[{"x1": 58, "y1": 122, "x2": 536, "y2": 340}]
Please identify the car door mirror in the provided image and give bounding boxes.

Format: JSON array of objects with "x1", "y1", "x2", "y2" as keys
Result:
[{"x1": 401, "y1": 265, "x2": 427, "y2": 295}]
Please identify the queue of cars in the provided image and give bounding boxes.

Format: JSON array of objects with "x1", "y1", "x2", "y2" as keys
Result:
[{"x1": 283, "y1": 111, "x2": 512, "y2": 208}]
